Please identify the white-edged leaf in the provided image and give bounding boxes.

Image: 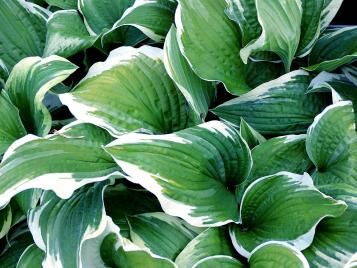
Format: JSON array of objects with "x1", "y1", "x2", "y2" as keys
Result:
[
  {"x1": 193, "y1": 255, "x2": 243, "y2": 268},
  {"x1": 320, "y1": 0, "x2": 344, "y2": 32},
  {"x1": 239, "y1": 118, "x2": 266, "y2": 149},
  {"x1": 16, "y1": 244, "x2": 44, "y2": 268}
]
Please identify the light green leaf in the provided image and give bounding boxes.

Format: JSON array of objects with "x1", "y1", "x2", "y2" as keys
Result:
[
  {"x1": 4, "y1": 56, "x2": 77, "y2": 136},
  {"x1": 0, "y1": 122, "x2": 119, "y2": 208},
  {"x1": 193, "y1": 255, "x2": 243, "y2": 268},
  {"x1": 306, "y1": 101, "x2": 357, "y2": 199},
  {"x1": 128, "y1": 212, "x2": 201, "y2": 260},
  {"x1": 60, "y1": 46, "x2": 192, "y2": 137},
  {"x1": 163, "y1": 26, "x2": 215, "y2": 121},
  {"x1": 16, "y1": 244, "x2": 44, "y2": 268},
  {"x1": 175, "y1": 228, "x2": 235, "y2": 268},
  {"x1": 307, "y1": 27, "x2": 357, "y2": 72},
  {"x1": 0, "y1": 205, "x2": 12, "y2": 239},
  {"x1": 0, "y1": 0, "x2": 47, "y2": 71},
  {"x1": 230, "y1": 172, "x2": 347, "y2": 257},
  {"x1": 239, "y1": 118, "x2": 266, "y2": 149},
  {"x1": 104, "y1": 0, "x2": 177, "y2": 42},
  {"x1": 303, "y1": 201, "x2": 357, "y2": 268},
  {"x1": 45, "y1": 0, "x2": 77, "y2": 9},
  {"x1": 250, "y1": 242, "x2": 309, "y2": 268},
  {"x1": 176, "y1": 0, "x2": 249, "y2": 95},
  {"x1": 43, "y1": 10, "x2": 98, "y2": 58},
  {"x1": 213, "y1": 70, "x2": 329, "y2": 135},
  {"x1": 240, "y1": 0, "x2": 302, "y2": 71},
  {"x1": 105, "y1": 121, "x2": 252, "y2": 227},
  {"x1": 0, "y1": 92, "x2": 27, "y2": 155},
  {"x1": 320, "y1": 0, "x2": 344, "y2": 31}
]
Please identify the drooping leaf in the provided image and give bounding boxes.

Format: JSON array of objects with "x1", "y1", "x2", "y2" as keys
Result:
[
  {"x1": 249, "y1": 242, "x2": 309, "y2": 268},
  {"x1": 128, "y1": 212, "x2": 201, "y2": 260},
  {"x1": 45, "y1": 0, "x2": 77, "y2": 9},
  {"x1": 0, "y1": 122, "x2": 119, "y2": 208},
  {"x1": 240, "y1": 0, "x2": 303, "y2": 71},
  {"x1": 60, "y1": 46, "x2": 192, "y2": 137},
  {"x1": 163, "y1": 26, "x2": 216, "y2": 121},
  {"x1": 193, "y1": 255, "x2": 243, "y2": 268},
  {"x1": 4, "y1": 56, "x2": 77, "y2": 136},
  {"x1": 176, "y1": 0, "x2": 249, "y2": 95},
  {"x1": 43, "y1": 10, "x2": 98, "y2": 58},
  {"x1": 230, "y1": 172, "x2": 347, "y2": 257},
  {"x1": 16, "y1": 244, "x2": 44, "y2": 268},
  {"x1": 105, "y1": 121, "x2": 252, "y2": 227},
  {"x1": 0, "y1": 0, "x2": 47, "y2": 71},
  {"x1": 213, "y1": 70, "x2": 329, "y2": 135},
  {"x1": 175, "y1": 228, "x2": 236, "y2": 268},
  {"x1": 239, "y1": 118, "x2": 266, "y2": 149},
  {"x1": 307, "y1": 27, "x2": 357, "y2": 72}
]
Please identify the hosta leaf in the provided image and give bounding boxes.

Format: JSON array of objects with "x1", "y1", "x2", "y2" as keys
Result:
[
  {"x1": 342, "y1": 65, "x2": 357, "y2": 86},
  {"x1": 0, "y1": 122, "x2": 119, "y2": 208},
  {"x1": 240, "y1": 0, "x2": 302, "y2": 71},
  {"x1": 230, "y1": 172, "x2": 347, "y2": 257},
  {"x1": 176, "y1": 0, "x2": 249, "y2": 95},
  {"x1": 60, "y1": 46, "x2": 191, "y2": 137},
  {"x1": 306, "y1": 101, "x2": 357, "y2": 199},
  {"x1": 104, "y1": 0, "x2": 177, "y2": 42},
  {"x1": 320, "y1": 0, "x2": 344, "y2": 32},
  {"x1": 303, "y1": 200, "x2": 357, "y2": 268},
  {"x1": 245, "y1": 60, "x2": 283, "y2": 89},
  {"x1": 175, "y1": 228, "x2": 235, "y2": 268},
  {"x1": 239, "y1": 118, "x2": 266, "y2": 149},
  {"x1": 213, "y1": 70, "x2": 329, "y2": 135},
  {"x1": 347, "y1": 253, "x2": 357, "y2": 268},
  {"x1": 28, "y1": 181, "x2": 109, "y2": 268},
  {"x1": 79, "y1": 0, "x2": 134, "y2": 35},
  {"x1": 0, "y1": 0, "x2": 47, "y2": 71},
  {"x1": 164, "y1": 26, "x2": 216, "y2": 121},
  {"x1": 307, "y1": 27, "x2": 357, "y2": 72},
  {"x1": 16, "y1": 244, "x2": 44, "y2": 268},
  {"x1": 4, "y1": 56, "x2": 77, "y2": 136},
  {"x1": 128, "y1": 212, "x2": 201, "y2": 260},
  {"x1": 43, "y1": 10, "x2": 98, "y2": 58},
  {"x1": 106, "y1": 121, "x2": 251, "y2": 227},
  {"x1": 249, "y1": 242, "x2": 309, "y2": 268},
  {"x1": 45, "y1": 0, "x2": 77, "y2": 9},
  {"x1": 0, "y1": 92, "x2": 27, "y2": 155},
  {"x1": 193, "y1": 256, "x2": 243, "y2": 268},
  {"x1": 0, "y1": 205, "x2": 11, "y2": 239}
]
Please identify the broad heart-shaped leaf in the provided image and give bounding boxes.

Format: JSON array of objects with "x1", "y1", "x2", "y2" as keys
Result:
[
  {"x1": 28, "y1": 181, "x2": 110, "y2": 268},
  {"x1": 164, "y1": 26, "x2": 216, "y2": 121},
  {"x1": 79, "y1": 0, "x2": 134, "y2": 35},
  {"x1": 175, "y1": 228, "x2": 236, "y2": 268},
  {"x1": 45, "y1": 0, "x2": 77, "y2": 9},
  {"x1": 0, "y1": 205, "x2": 11, "y2": 239},
  {"x1": 237, "y1": 135, "x2": 312, "y2": 200},
  {"x1": 0, "y1": 92, "x2": 27, "y2": 155},
  {"x1": 230, "y1": 172, "x2": 347, "y2": 258},
  {"x1": 240, "y1": 0, "x2": 302, "y2": 72},
  {"x1": 320, "y1": 0, "x2": 343, "y2": 32},
  {"x1": 176, "y1": 0, "x2": 249, "y2": 95},
  {"x1": 17, "y1": 244, "x2": 44, "y2": 268},
  {"x1": 60, "y1": 46, "x2": 192, "y2": 137},
  {"x1": 104, "y1": 0, "x2": 177, "y2": 42},
  {"x1": 239, "y1": 119, "x2": 266, "y2": 149},
  {"x1": 105, "y1": 121, "x2": 252, "y2": 227},
  {"x1": 212, "y1": 70, "x2": 329, "y2": 135},
  {"x1": 128, "y1": 212, "x2": 202, "y2": 260},
  {"x1": 303, "y1": 200, "x2": 357, "y2": 268},
  {"x1": 307, "y1": 27, "x2": 357, "y2": 72},
  {"x1": 104, "y1": 184, "x2": 162, "y2": 238},
  {"x1": 249, "y1": 242, "x2": 309, "y2": 268},
  {"x1": 43, "y1": 10, "x2": 98, "y2": 58},
  {"x1": 0, "y1": 122, "x2": 119, "y2": 208},
  {"x1": 193, "y1": 256, "x2": 243, "y2": 268},
  {"x1": 306, "y1": 101, "x2": 357, "y2": 199},
  {"x1": 0, "y1": 0, "x2": 47, "y2": 71},
  {"x1": 4, "y1": 56, "x2": 77, "y2": 136}
]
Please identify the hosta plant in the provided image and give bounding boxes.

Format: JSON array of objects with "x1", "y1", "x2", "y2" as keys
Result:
[{"x1": 0, "y1": 0, "x2": 356, "y2": 267}]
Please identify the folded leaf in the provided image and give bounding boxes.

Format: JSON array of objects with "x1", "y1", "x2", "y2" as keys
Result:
[
  {"x1": 0, "y1": 0, "x2": 47, "y2": 71},
  {"x1": 240, "y1": 0, "x2": 302, "y2": 71},
  {"x1": 16, "y1": 244, "x2": 44, "y2": 268},
  {"x1": 164, "y1": 26, "x2": 215, "y2": 121},
  {"x1": 213, "y1": 70, "x2": 329, "y2": 135},
  {"x1": 250, "y1": 242, "x2": 309, "y2": 268},
  {"x1": 60, "y1": 46, "x2": 191, "y2": 137},
  {"x1": 307, "y1": 27, "x2": 357, "y2": 72},
  {"x1": 43, "y1": 10, "x2": 98, "y2": 58},
  {"x1": 5, "y1": 56, "x2": 77, "y2": 136},
  {"x1": 230, "y1": 172, "x2": 347, "y2": 257},
  {"x1": 175, "y1": 228, "x2": 235, "y2": 268},
  {"x1": 128, "y1": 212, "x2": 201, "y2": 260},
  {"x1": 239, "y1": 118, "x2": 266, "y2": 149},
  {"x1": 106, "y1": 121, "x2": 252, "y2": 227},
  {"x1": 193, "y1": 255, "x2": 243, "y2": 268},
  {"x1": 176, "y1": 0, "x2": 249, "y2": 95},
  {"x1": 0, "y1": 122, "x2": 119, "y2": 208}
]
